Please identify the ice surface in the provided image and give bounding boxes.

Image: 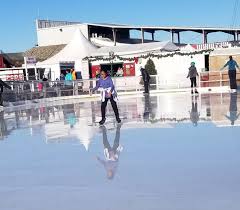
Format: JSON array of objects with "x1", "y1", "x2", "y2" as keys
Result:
[{"x1": 0, "y1": 92, "x2": 240, "y2": 210}]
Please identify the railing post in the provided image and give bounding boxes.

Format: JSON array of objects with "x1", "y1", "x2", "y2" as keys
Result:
[
  {"x1": 220, "y1": 71, "x2": 222, "y2": 87},
  {"x1": 156, "y1": 75, "x2": 159, "y2": 90}
]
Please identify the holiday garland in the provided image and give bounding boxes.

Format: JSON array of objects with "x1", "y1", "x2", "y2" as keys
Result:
[{"x1": 83, "y1": 49, "x2": 214, "y2": 62}]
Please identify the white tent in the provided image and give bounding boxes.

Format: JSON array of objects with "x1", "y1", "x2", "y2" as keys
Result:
[
  {"x1": 180, "y1": 44, "x2": 196, "y2": 52},
  {"x1": 38, "y1": 29, "x2": 98, "y2": 79},
  {"x1": 90, "y1": 41, "x2": 179, "y2": 56}
]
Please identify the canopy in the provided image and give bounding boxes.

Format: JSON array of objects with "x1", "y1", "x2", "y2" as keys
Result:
[
  {"x1": 38, "y1": 29, "x2": 98, "y2": 65},
  {"x1": 90, "y1": 41, "x2": 179, "y2": 57}
]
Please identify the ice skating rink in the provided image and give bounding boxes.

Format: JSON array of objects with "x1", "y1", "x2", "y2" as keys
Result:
[{"x1": 0, "y1": 92, "x2": 240, "y2": 210}]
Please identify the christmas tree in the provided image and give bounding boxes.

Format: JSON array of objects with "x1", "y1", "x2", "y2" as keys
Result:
[{"x1": 145, "y1": 58, "x2": 157, "y2": 75}]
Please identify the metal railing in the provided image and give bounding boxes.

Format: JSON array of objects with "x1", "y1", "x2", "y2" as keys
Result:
[
  {"x1": 1, "y1": 73, "x2": 237, "y2": 104},
  {"x1": 199, "y1": 70, "x2": 240, "y2": 88}
]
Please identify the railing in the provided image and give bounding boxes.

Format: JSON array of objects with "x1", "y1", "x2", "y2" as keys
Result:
[
  {"x1": 195, "y1": 41, "x2": 240, "y2": 50},
  {"x1": 1, "y1": 73, "x2": 237, "y2": 104},
  {"x1": 1, "y1": 76, "x2": 189, "y2": 103},
  {"x1": 199, "y1": 70, "x2": 240, "y2": 88}
]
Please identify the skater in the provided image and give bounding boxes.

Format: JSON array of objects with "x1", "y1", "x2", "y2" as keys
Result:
[
  {"x1": 221, "y1": 56, "x2": 240, "y2": 92},
  {"x1": 187, "y1": 62, "x2": 199, "y2": 94},
  {"x1": 0, "y1": 79, "x2": 11, "y2": 107},
  {"x1": 91, "y1": 69, "x2": 121, "y2": 125},
  {"x1": 140, "y1": 67, "x2": 150, "y2": 94},
  {"x1": 97, "y1": 125, "x2": 123, "y2": 180}
]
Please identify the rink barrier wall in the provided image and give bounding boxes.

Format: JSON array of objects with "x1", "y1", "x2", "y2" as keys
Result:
[{"x1": 1, "y1": 72, "x2": 236, "y2": 107}]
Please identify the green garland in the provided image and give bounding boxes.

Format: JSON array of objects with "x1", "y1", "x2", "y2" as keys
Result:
[{"x1": 83, "y1": 49, "x2": 214, "y2": 62}]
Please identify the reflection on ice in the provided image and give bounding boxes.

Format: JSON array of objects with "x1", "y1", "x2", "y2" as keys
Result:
[
  {"x1": 189, "y1": 95, "x2": 200, "y2": 127},
  {"x1": 1, "y1": 92, "x2": 240, "y2": 143},
  {"x1": 97, "y1": 125, "x2": 122, "y2": 180},
  {"x1": 225, "y1": 93, "x2": 240, "y2": 125}
]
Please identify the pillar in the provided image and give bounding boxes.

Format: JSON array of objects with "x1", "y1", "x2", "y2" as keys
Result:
[
  {"x1": 202, "y1": 30, "x2": 208, "y2": 44},
  {"x1": 152, "y1": 31, "x2": 155, "y2": 41},
  {"x1": 112, "y1": 28, "x2": 117, "y2": 46},
  {"x1": 234, "y1": 31, "x2": 238, "y2": 42},
  {"x1": 88, "y1": 26, "x2": 91, "y2": 40},
  {"x1": 177, "y1": 32, "x2": 180, "y2": 44},
  {"x1": 170, "y1": 30, "x2": 174, "y2": 43},
  {"x1": 141, "y1": 28, "x2": 145, "y2": 44}
]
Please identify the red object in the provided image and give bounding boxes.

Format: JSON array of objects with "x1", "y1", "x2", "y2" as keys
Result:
[
  {"x1": 6, "y1": 74, "x2": 24, "y2": 81},
  {"x1": 38, "y1": 83, "x2": 43, "y2": 92},
  {"x1": 123, "y1": 63, "x2": 135, "y2": 76},
  {"x1": 91, "y1": 65, "x2": 101, "y2": 78},
  {"x1": 200, "y1": 73, "x2": 209, "y2": 87},
  {"x1": 191, "y1": 44, "x2": 197, "y2": 49},
  {"x1": 134, "y1": 57, "x2": 138, "y2": 64},
  {"x1": 0, "y1": 56, "x2": 4, "y2": 68}
]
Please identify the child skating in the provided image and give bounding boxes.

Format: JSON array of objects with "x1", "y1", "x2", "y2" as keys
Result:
[
  {"x1": 91, "y1": 69, "x2": 121, "y2": 125},
  {"x1": 187, "y1": 62, "x2": 199, "y2": 95}
]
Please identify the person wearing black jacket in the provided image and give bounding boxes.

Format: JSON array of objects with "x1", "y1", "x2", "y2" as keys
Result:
[
  {"x1": 140, "y1": 67, "x2": 150, "y2": 94},
  {"x1": 0, "y1": 79, "x2": 11, "y2": 106}
]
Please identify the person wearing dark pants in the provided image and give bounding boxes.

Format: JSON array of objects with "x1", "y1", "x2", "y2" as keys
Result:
[
  {"x1": 187, "y1": 62, "x2": 199, "y2": 95},
  {"x1": 140, "y1": 67, "x2": 150, "y2": 94},
  {"x1": 91, "y1": 69, "x2": 121, "y2": 125},
  {"x1": 229, "y1": 70, "x2": 237, "y2": 90},
  {"x1": 0, "y1": 79, "x2": 11, "y2": 106},
  {"x1": 101, "y1": 96, "x2": 120, "y2": 122},
  {"x1": 222, "y1": 56, "x2": 240, "y2": 92}
]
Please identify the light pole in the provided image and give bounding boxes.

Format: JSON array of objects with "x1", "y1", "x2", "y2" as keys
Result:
[{"x1": 109, "y1": 51, "x2": 115, "y2": 77}]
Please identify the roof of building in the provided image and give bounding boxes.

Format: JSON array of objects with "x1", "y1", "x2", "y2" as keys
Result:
[
  {"x1": 24, "y1": 44, "x2": 66, "y2": 62},
  {"x1": 37, "y1": 19, "x2": 240, "y2": 34},
  {"x1": 91, "y1": 41, "x2": 179, "y2": 56},
  {"x1": 87, "y1": 23, "x2": 240, "y2": 33},
  {"x1": 0, "y1": 52, "x2": 24, "y2": 67}
]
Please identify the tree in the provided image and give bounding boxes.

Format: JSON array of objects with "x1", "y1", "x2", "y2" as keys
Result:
[{"x1": 145, "y1": 58, "x2": 157, "y2": 75}]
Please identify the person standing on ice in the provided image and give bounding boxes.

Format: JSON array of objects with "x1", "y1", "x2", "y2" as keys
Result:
[
  {"x1": 187, "y1": 62, "x2": 199, "y2": 95},
  {"x1": 0, "y1": 79, "x2": 11, "y2": 107},
  {"x1": 221, "y1": 56, "x2": 240, "y2": 92},
  {"x1": 91, "y1": 69, "x2": 121, "y2": 125},
  {"x1": 140, "y1": 67, "x2": 150, "y2": 94}
]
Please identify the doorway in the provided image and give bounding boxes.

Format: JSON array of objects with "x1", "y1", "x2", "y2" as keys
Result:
[
  {"x1": 205, "y1": 55, "x2": 209, "y2": 71},
  {"x1": 100, "y1": 63, "x2": 123, "y2": 77}
]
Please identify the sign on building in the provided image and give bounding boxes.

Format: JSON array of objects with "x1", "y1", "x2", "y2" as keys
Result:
[{"x1": 25, "y1": 56, "x2": 37, "y2": 65}]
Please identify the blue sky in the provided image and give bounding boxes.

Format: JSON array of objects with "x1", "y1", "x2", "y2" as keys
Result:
[{"x1": 0, "y1": 0, "x2": 239, "y2": 52}]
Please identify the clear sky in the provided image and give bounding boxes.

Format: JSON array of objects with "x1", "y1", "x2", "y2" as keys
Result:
[{"x1": 0, "y1": 0, "x2": 239, "y2": 52}]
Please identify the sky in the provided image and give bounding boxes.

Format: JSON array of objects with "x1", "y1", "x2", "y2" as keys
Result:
[{"x1": 0, "y1": 0, "x2": 239, "y2": 53}]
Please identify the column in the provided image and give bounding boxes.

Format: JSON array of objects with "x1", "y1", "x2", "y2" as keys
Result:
[
  {"x1": 141, "y1": 28, "x2": 145, "y2": 44},
  {"x1": 202, "y1": 30, "x2": 208, "y2": 44},
  {"x1": 152, "y1": 31, "x2": 155, "y2": 41},
  {"x1": 112, "y1": 28, "x2": 117, "y2": 46},
  {"x1": 170, "y1": 30, "x2": 174, "y2": 43},
  {"x1": 88, "y1": 26, "x2": 91, "y2": 40},
  {"x1": 234, "y1": 31, "x2": 238, "y2": 42},
  {"x1": 177, "y1": 32, "x2": 180, "y2": 44}
]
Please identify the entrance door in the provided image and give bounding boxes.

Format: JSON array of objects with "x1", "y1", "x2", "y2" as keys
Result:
[{"x1": 60, "y1": 62, "x2": 75, "y2": 76}]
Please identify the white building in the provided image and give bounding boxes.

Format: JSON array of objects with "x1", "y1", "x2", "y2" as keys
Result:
[{"x1": 24, "y1": 20, "x2": 218, "y2": 82}]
